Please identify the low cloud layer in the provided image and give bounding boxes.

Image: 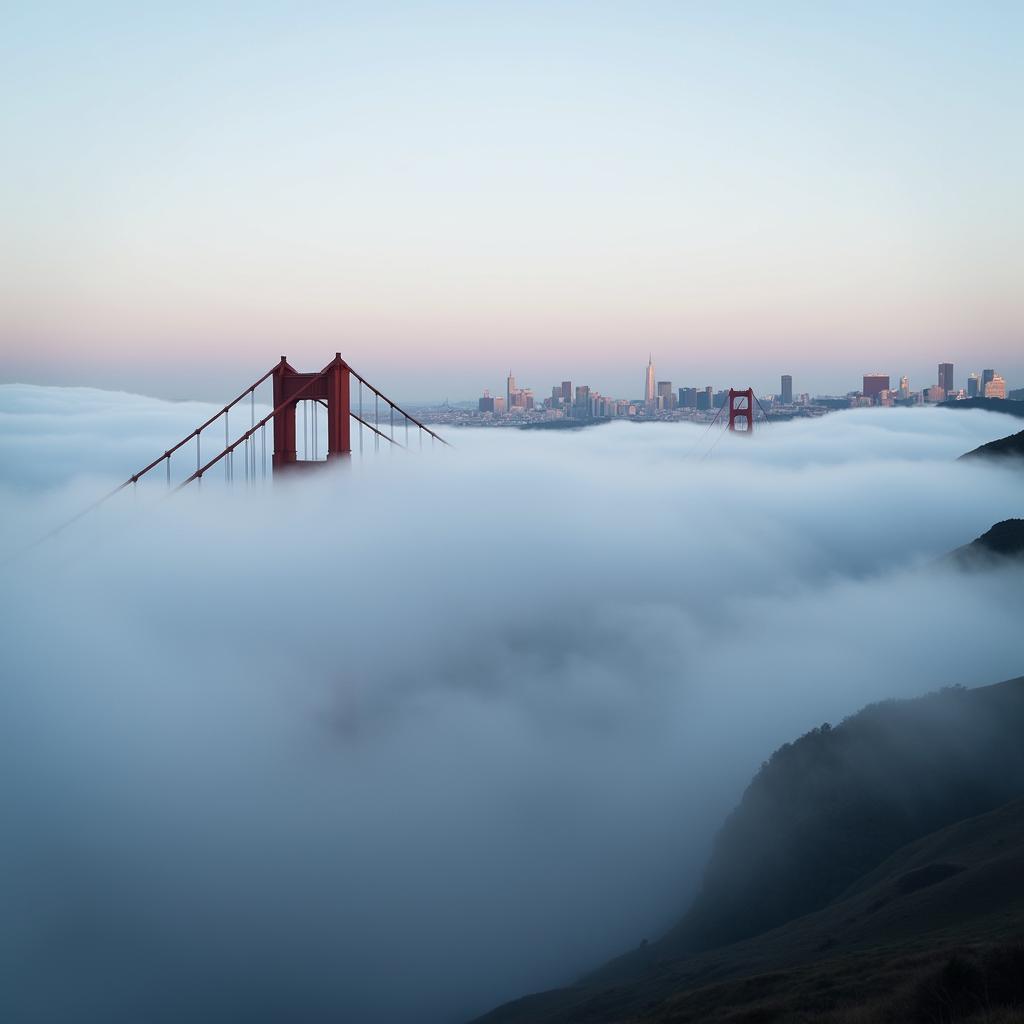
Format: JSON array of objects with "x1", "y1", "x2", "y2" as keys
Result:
[{"x1": 1, "y1": 385, "x2": 1023, "y2": 1023}]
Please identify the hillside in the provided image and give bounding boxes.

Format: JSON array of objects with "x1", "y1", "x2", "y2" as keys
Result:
[
  {"x1": 941, "y1": 397, "x2": 1024, "y2": 418},
  {"x1": 959, "y1": 429, "x2": 1024, "y2": 462},
  {"x1": 475, "y1": 677, "x2": 1024, "y2": 1023},
  {"x1": 951, "y1": 520, "x2": 1024, "y2": 565},
  {"x1": 479, "y1": 800, "x2": 1024, "y2": 1023}
]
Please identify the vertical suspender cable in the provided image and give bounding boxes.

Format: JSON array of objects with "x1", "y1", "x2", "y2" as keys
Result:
[
  {"x1": 359, "y1": 383, "x2": 364, "y2": 455},
  {"x1": 225, "y1": 411, "x2": 229, "y2": 483}
]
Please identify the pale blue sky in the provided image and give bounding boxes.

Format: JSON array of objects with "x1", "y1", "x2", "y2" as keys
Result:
[{"x1": 2, "y1": 1, "x2": 1021, "y2": 400}]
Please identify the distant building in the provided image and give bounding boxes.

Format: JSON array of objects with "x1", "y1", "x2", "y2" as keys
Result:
[
  {"x1": 924, "y1": 385, "x2": 945, "y2": 403},
  {"x1": 984, "y1": 374, "x2": 1007, "y2": 399},
  {"x1": 493, "y1": 396, "x2": 506, "y2": 414},
  {"x1": 967, "y1": 373, "x2": 979, "y2": 398},
  {"x1": 696, "y1": 387, "x2": 711, "y2": 411},
  {"x1": 657, "y1": 380, "x2": 674, "y2": 409},
  {"x1": 478, "y1": 390, "x2": 495, "y2": 413},
  {"x1": 644, "y1": 356, "x2": 656, "y2": 406},
  {"x1": 781, "y1": 375, "x2": 793, "y2": 405},
  {"x1": 1009, "y1": 387, "x2": 1024, "y2": 402},
  {"x1": 863, "y1": 374, "x2": 890, "y2": 402},
  {"x1": 561, "y1": 381, "x2": 572, "y2": 403},
  {"x1": 938, "y1": 362, "x2": 954, "y2": 395},
  {"x1": 506, "y1": 371, "x2": 516, "y2": 410},
  {"x1": 679, "y1": 387, "x2": 697, "y2": 408},
  {"x1": 982, "y1": 369, "x2": 995, "y2": 394},
  {"x1": 899, "y1": 375, "x2": 910, "y2": 400}
]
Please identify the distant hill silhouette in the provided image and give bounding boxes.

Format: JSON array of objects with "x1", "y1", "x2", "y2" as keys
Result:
[
  {"x1": 941, "y1": 397, "x2": 1024, "y2": 418},
  {"x1": 959, "y1": 429, "x2": 1024, "y2": 462},
  {"x1": 475, "y1": 677, "x2": 1024, "y2": 1023},
  {"x1": 951, "y1": 520, "x2": 1024, "y2": 566}
]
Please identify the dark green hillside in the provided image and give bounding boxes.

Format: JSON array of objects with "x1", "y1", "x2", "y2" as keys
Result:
[
  {"x1": 475, "y1": 678, "x2": 1024, "y2": 1024},
  {"x1": 660, "y1": 679, "x2": 1024, "y2": 957},
  {"x1": 959, "y1": 430, "x2": 1024, "y2": 462},
  {"x1": 941, "y1": 397, "x2": 1024, "y2": 418},
  {"x1": 951, "y1": 520, "x2": 1024, "y2": 565},
  {"x1": 477, "y1": 799, "x2": 1024, "y2": 1022}
]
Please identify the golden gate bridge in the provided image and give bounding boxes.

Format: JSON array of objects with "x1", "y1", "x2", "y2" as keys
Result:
[
  {"x1": 29, "y1": 360, "x2": 769, "y2": 548},
  {"x1": 115, "y1": 353, "x2": 446, "y2": 493},
  {"x1": 28, "y1": 354, "x2": 447, "y2": 546}
]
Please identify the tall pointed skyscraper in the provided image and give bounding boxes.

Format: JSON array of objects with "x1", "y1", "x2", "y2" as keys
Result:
[{"x1": 644, "y1": 355, "x2": 656, "y2": 405}]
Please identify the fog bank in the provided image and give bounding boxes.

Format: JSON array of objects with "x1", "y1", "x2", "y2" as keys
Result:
[{"x1": 1, "y1": 386, "x2": 1023, "y2": 1023}]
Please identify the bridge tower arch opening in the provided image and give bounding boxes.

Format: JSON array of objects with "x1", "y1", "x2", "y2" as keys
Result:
[
  {"x1": 272, "y1": 354, "x2": 351, "y2": 470},
  {"x1": 728, "y1": 388, "x2": 754, "y2": 434}
]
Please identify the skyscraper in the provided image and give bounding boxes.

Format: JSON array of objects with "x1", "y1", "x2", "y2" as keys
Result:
[
  {"x1": 985, "y1": 374, "x2": 1006, "y2": 399},
  {"x1": 938, "y1": 362, "x2": 954, "y2": 395},
  {"x1": 506, "y1": 371, "x2": 516, "y2": 410},
  {"x1": 561, "y1": 381, "x2": 572, "y2": 403},
  {"x1": 863, "y1": 374, "x2": 890, "y2": 401},
  {"x1": 644, "y1": 355, "x2": 655, "y2": 405},
  {"x1": 967, "y1": 373, "x2": 979, "y2": 398},
  {"x1": 781, "y1": 375, "x2": 793, "y2": 405},
  {"x1": 982, "y1": 369, "x2": 995, "y2": 395},
  {"x1": 899, "y1": 375, "x2": 910, "y2": 399},
  {"x1": 657, "y1": 380, "x2": 674, "y2": 409}
]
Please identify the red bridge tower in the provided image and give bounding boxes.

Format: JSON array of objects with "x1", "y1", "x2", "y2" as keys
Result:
[
  {"x1": 728, "y1": 388, "x2": 754, "y2": 434},
  {"x1": 272, "y1": 354, "x2": 351, "y2": 470}
]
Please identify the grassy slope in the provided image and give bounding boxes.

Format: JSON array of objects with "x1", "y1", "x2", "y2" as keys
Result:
[
  {"x1": 476, "y1": 799, "x2": 1024, "y2": 1022},
  {"x1": 473, "y1": 678, "x2": 1024, "y2": 1024},
  {"x1": 959, "y1": 430, "x2": 1024, "y2": 461}
]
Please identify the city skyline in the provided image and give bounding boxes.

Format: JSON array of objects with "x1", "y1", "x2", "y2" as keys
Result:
[
  {"x1": 465, "y1": 355, "x2": 1018, "y2": 414},
  {"x1": 3, "y1": 3, "x2": 1023, "y2": 402}
]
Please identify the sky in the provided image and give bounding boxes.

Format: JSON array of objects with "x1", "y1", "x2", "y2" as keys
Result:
[
  {"x1": 2, "y1": 386, "x2": 1024, "y2": 1022},
  {"x1": 1, "y1": 2, "x2": 1022, "y2": 402}
]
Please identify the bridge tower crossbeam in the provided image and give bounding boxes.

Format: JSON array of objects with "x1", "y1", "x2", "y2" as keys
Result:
[
  {"x1": 272, "y1": 353, "x2": 351, "y2": 470},
  {"x1": 728, "y1": 388, "x2": 754, "y2": 434}
]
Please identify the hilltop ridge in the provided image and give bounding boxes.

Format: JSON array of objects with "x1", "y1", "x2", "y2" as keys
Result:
[
  {"x1": 959, "y1": 430, "x2": 1024, "y2": 462},
  {"x1": 475, "y1": 676, "x2": 1024, "y2": 1023}
]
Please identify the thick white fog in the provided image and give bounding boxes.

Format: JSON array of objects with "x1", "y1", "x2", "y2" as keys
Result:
[{"x1": 1, "y1": 384, "x2": 1023, "y2": 1023}]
